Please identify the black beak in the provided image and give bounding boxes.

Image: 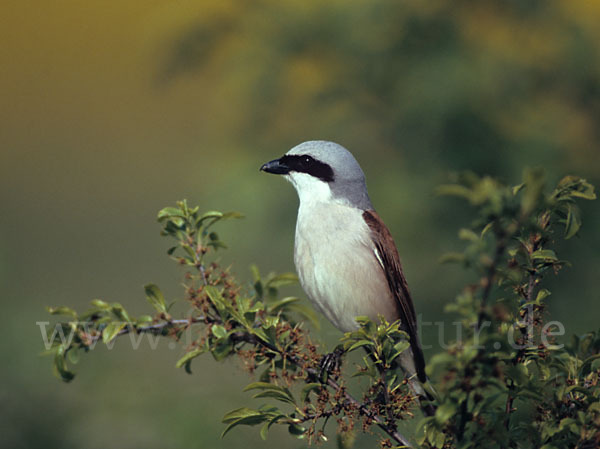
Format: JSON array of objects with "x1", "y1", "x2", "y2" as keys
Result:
[{"x1": 260, "y1": 157, "x2": 290, "y2": 175}]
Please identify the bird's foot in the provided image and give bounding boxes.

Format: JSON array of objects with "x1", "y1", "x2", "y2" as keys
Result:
[{"x1": 319, "y1": 346, "x2": 345, "y2": 382}]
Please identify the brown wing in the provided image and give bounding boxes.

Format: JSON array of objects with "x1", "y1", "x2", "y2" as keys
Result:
[{"x1": 362, "y1": 210, "x2": 427, "y2": 382}]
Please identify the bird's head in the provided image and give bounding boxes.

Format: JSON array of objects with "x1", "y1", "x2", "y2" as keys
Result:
[{"x1": 260, "y1": 141, "x2": 372, "y2": 210}]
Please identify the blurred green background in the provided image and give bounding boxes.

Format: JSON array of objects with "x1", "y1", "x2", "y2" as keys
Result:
[{"x1": 1, "y1": 1, "x2": 599, "y2": 448}]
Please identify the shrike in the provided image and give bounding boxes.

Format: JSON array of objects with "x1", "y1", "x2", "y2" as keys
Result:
[{"x1": 261, "y1": 141, "x2": 432, "y2": 409}]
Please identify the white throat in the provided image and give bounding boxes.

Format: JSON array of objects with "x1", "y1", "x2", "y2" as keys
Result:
[{"x1": 285, "y1": 172, "x2": 333, "y2": 206}]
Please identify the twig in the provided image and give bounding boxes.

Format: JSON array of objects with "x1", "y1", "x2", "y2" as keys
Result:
[
  {"x1": 504, "y1": 236, "x2": 540, "y2": 436},
  {"x1": 461, "y1": 225, "x2": 509, "y2": 442},
  {"x1": 86, "y1": 317, "x2": 207, "y2": 345},
  {"x1": 233, "y1": 332, "x2": 414, "y2": 447},
  {"x1": 100, "y1": 318, "x2": 414, "y2": 447},
  {"x1": 477, "y1": 227, "x2": 508, "y2": 328},
  {"x1": 324, "y1": 368, "x2": 412, "y2": 448},
  {"x1": 377, "y1": 363, "x2": 397, "y2": 429},
  {"x1": 504, "y1": 394, "x2": 514, "y2": 429},
  {"x1": 284, "y1": 349, "x2": 411, "y2": 446}
]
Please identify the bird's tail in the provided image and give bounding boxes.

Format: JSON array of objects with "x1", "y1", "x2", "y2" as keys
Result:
[
  {"x1": 407, "y1": 376, "x2": 437, "y2": 417},
  {"x1": 398, "y1": 349, "x2": 438, "y2": 417}
]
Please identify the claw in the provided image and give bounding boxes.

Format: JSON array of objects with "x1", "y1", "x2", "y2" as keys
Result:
[{"x1": 319, "y1": 346, "x2": 345, "y2": 381}]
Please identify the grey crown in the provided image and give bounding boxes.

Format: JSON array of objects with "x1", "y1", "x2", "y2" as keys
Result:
[{"x1": 288, "y1": 141, "x2": 373, "y2": 211}]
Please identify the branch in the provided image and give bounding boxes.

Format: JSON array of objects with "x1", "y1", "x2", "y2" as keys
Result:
[
  {"x1": 477, "y1": 226, "x2": 508, "y2": 328},
  {"x1": 94, "y1": 316, "x2": 413, "y2": 447},
  {"x1": 259, "y1": 339, "x2": 413, "y2": 447},
  {"x1": 80, "y1": 317, "x2": 208, "y2": 347},
  {"x1": 319, "y1": 372, "x2": 413, "y2": 448},
  {"x1": 505, "y1": 232, "x2": 541, "y2": 435}
]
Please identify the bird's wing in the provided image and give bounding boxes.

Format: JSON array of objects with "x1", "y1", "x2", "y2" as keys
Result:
[{"x1": 362, "y1": 209, "x2": 427, "y2": 382}]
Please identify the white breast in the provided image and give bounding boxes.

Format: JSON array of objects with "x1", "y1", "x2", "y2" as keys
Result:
[{"x1": 291, "y1": 176, "x2": 398, "y2": 332}]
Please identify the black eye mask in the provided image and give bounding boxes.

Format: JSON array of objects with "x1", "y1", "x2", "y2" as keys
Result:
[{"x1": 277, "y1": 155, "x2": 335, "y2": 182}]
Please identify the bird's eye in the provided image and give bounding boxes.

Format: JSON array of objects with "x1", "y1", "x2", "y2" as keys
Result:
[{"x1": 303, "y1": 156, "x2": 312, "y2": 165}]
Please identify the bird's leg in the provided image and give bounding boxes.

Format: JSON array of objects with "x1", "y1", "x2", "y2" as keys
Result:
[{"x1": 319, "y1": 345, "x2": 345, "y2": 382}]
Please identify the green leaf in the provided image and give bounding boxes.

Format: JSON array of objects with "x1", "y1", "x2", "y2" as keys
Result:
[
  {"x1": 221, "y1": 211, "x2": 244, "y2": 220},
  {"x1": 480, "y1": 221, "x2": 494, "y2": 237},
  {"x1": 301, "y1": 383, "x2": 323, "y2": 403},
  {"x1": 205, "y1": 285, "x2": 226, "y2": 312},
  {"x1": 250, "y1": 264, "x2": 261, "y2": 283},
  {"x1": 91, "y1": 299, "x2": 111, "y2": 310},
  {"x1": 438, "y1": 252, "x2": 465, "y2": 264},
  {"x1": 53, "y1": 345, "x2": 75, "y2": 382},
  {"x1": 426, "y1": 426, "x2": 444, "y2": 447},
  {"x1": 558, "y1": 417, "x2": 579, "y2": 434},
  {"x1": 589, "y1": 402, "x2": 600, "y2": 413},
  {"x1": 354, "y1": 316, "x2": 375, "y2": 333},
  {"x1": 564, "y1": 203, "x2": 581, "y2": 239},
  {"x1": 252, "y1": 390, "x2": 297, "y2": 405},
  {"x1": 535, "y1": 289, "x2": 551, "y2": 303},
  {"x1": 221, "y1": 407, "x2": 269, "y2": 438},
  {"x1": 389, "y1": 340, "x2": 411, "y2": 362},
  {"x1": 262, "y1": 316, "x2": 279, "y2": 328},
  {"x1": 336, "y1": 431, "x2": 355, "y2": 449},
  {"x1": 110, "y1": 303, "x2": 132, "y2": 323},
  {"x1": 344, "y1": 339, "x2": 374, "y2": 352},
  {"x1": 436, "y1": 184, "x2": 473, "y2": 199},
  {"x1": 102, "y1": 322, "x2": 127, "y2": 344},
  {"x1": 175, "y1": 347, "x2": 205, "y2": 369},
  {"x1": 136, "y1": 315, "x2": 154, "y2": 325},
  {"x1": 580, "y1": 354, "x2": 600, "y2": 375},
  {"x1": 265, "y1": 272, "x2": 299, "y2": 289},
  {"x1": 280, "y1": 302, "x2": 320, "y2": 328},
  {"x1": 207, "y1": 235, "x2": 228, "y2": 250},
  {"x1": 435, "y1": 402, "x2": 457, "y2": 426},
  {"x1": 268, "y1": 296, "x2": 300, "y2": 312},
  {"x1": 512, "y1": 183, "x2": 525, "y2": 195},
  {"x1": 571, "y1": 187, "x2": 596, "y2": 200},
  {"x1": 531, "y1": 249, "x2": 558, "y2": 261},
  {"x1": 556, "y1": 176, "x2": 596, "y2": 200},
  {"x1": 287, "y1": 423, "x2": 306, "y2": 438},
  {"x1": 254, "y1": 281, "x2": 264, "y2": 300},
  {"x1": 46, "y1": 306, "x2": 78, "y2": 319},
  {"x1": 67, "y1": 346, "x2": 80, "y2": 364},
  {"x1": 428, "y1": 352, "x2": 455, "y2": 368},
  {"x1": 458, "y1": 228, "x2": 479, "y2": 242},
  {"x1": 243, "y1": 382, "x2": 296, "y2": 405},
  {"x1": 157, "y1": 206, "x2": 184, "y2": 221},
  {"x1": 521, "y1": 168, "x2": 545, "y2": 215},
  {"x1": 259, "y1": 421, "x2": 270, "y2": 440},
  {"x1": 506, "y1": 363, "x2": 529, "y2": 386},
  {"x1": 211, "y1": 340, "x2": 233, "y2": 361},
  {"x1": 196, "y1": 211, "x2": 223, "y2": 228},
  {"x1": 211, "y1": 324, "x2": 228, "y2": 339},
  {"x1": 263, "y1": 413, "x2": 289, "y2": 440}
]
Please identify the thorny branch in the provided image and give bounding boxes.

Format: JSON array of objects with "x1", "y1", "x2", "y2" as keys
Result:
[
  {"x1": 234, "y1": 324, "x2": 414, "y2": 447},
  {"x1": 85, "y1": 312, "x2": 414, "y2": 447},
  {"x1": 477, "y1": 225, "x2": 509, "y2": 329}
]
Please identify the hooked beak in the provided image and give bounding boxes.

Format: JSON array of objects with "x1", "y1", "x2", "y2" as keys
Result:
[{"x1": 260, "y1": 157, "x2": 290, "y2": 175}]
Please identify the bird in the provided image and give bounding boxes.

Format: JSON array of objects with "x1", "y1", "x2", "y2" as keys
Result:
[{"x1": 260, "y1": 140, "x2": 434, "y2": 413}]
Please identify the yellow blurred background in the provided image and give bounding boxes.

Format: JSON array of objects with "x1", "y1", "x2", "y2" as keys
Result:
[{"x1": 1, "y1": 1, "x2": 599, "y2": 447}]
